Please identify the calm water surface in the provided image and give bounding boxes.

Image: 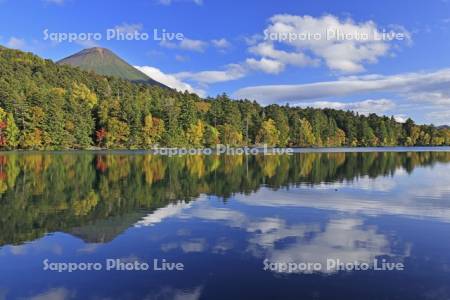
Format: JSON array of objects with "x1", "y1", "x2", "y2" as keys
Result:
[{"x1": 0, "y1": 149, "x2": 450, "y2": 299}]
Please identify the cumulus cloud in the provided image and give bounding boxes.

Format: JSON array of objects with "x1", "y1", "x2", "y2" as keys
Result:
[
  {"x1": 179, "y1": 38, "x2": 207, "y2": 52},
  {"x1": 135, "y1": 66, "x2": 206, "y2": 96},
  {"x1": 394, "y1": 114, "x2": 408, "y2": 123},
  {"x1": 211, "y1": 38, "x2": 231, "y2": 50},
  {"x1": 250, "y1": 14, "x2": 410, "y2": 73},
  {"x1": 246, "y1": 57, "x2": 285, "y2": 74},
  {"x1": 6, "y1": 37, "x2": 26, "y2": 49},
  {"x1": 244, "y1": 34, "x2": 264, "y2": 46},
  {"x1": 249, "y1": 41, "x2": 319, "y2": 69},
  {"x1": 177, "y1": 195, "x2": 409, "y2": 274}
]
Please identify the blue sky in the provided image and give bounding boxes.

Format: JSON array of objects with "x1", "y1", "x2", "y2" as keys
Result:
[{"x1": 1, "y1": 0, "x2": 450, "y2": 125}]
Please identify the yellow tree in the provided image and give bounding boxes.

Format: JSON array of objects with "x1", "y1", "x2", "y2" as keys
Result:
[
  {"x1": 142, "y1": 114, "x2": 165, "y2": 148},
  {"x1": 256, "y1": 119, "x2": 280, "y2": 146},
  {"x1": 297, "y1": 118, "x2": 316, "y2": 147},
  {"x1": 218, "y1": 124, "x2": 243, "y2": 146},
  {"x1": 71, "y1": 82, "x2": 98, "y2": 109},
  {"x1": 186, "y1": 120, "x2": 205, "y2": 147},
  {"x1": 106, "y1": 117, "x2": 130, "y2": 148}
]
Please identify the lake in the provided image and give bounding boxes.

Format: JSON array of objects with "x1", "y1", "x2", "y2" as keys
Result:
[{"x1": 0, "y1": 149, "x2": 450, "y2": 299}]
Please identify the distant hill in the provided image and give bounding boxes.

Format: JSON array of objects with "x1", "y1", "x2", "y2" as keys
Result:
[{"x1": 57, "y1": 47, "x2": 167, "y2": 87}]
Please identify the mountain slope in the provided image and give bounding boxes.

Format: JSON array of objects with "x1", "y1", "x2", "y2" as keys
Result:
[{"x1": 57, "y1": 47, "x2": 166, "y2": 87}]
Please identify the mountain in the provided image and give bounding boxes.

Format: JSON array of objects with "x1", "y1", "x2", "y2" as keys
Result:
[{"x1": 57, "y1": 47, "x2": 166, "y2": 87}]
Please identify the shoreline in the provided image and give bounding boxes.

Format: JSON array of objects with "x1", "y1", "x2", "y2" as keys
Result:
[{"x1": 1, "y1": 146, "x2": 450, "y2": 155}]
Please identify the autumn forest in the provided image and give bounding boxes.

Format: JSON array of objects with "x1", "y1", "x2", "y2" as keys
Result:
[{"x1": 0, "y1": 46, "x2": 449, "y2": 150}]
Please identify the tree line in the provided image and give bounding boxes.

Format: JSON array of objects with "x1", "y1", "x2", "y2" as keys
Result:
[{"x1": 0, "y1": 46, "x2": 449, "y2": 149}]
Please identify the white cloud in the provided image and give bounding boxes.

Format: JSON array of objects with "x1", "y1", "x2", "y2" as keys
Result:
[
  {"x1": 75, "y1": 39, "x2": 99, "y2": 48},
  {"x1": 234, "y1": 167, "x2": 450, "y2": 221},
  {"x1": 394, "y1": 114, "x2": 408, "y2": 123},
  {"x1": 147, "y1": 286, "x2": 203, "y2": 300},
  {"x1": 158, "y1": 0, "x2": 203, "y2": 5},
  {"x1": 299, "y1": 99, "x2": 396, "y2": 115},
  {"x1": 135, "y1": 66, "x2": 206, "y2": 96},
  {"x1": 211, "y1": 38, "x2": 231, "y2": 51},
  {"x1": 234, "y1": 68, "x2": 450, "y2": 106},
  {"x1": 249, "y1": 42, "x2": 319, "y2": 69},
  {"x1": 134, "y1": 201, "x2": 192, "y2": 227},
  {"x1": 264, "y1": 218, "x2": 401, "y2": 274},
  {"x1": 426, "y1": 110, "x2": 450, "y2": 124},
  {"x1": 175, "y1": 63, "x2": 247, "y2": 84},
  {"x1": 180, "y1": 38, "x2": 207, "y2": 52},
  {"x1": 28, "y1": 288, "x2": 74, "y2": 300},
  {"x1": 234, "y1": 67, "x2": 450, "y2": 123},
  {"x1": 175, "y1": 54, "x2": 188, "y2": 62},
  {"x1": 6, "y1": 37, "x2": 26, "y2": 49},
  {"x1": 161, "y1": 37, "x2": 233, "y2": 53},
  {"x1": 9, "y1": 245, "x2": 27, "y2": 255},
  {"x1": 114, "y1": 23, "x2": 143, "y2": 35},
  {"x1": 246, "y1": 57, "x2": 285, "y2": 74},
  {"x1": 250, "y1": 14, "x2": 410, "y2": 73},
  {"x1": 409, "y1": 91, "x2": 450, "y2": 106},
  {"x1": 243, "y1": 34, "x2": 263, "y2": 46},
  {"x1": 180, "y1": 238, "x2": 207, "y2": 253},
  {"x1": 161, "y1": 38, "x2": 208, "y2": 52},
  {"x1": 177, "y1": 195, "x2": 410, "y2": 274},
  {"x1": 43, "y1": 0, "x2": 66, "y2": 4},
  {"x1": 77, "y1": 243, "x2": 100, "y2": 254}
]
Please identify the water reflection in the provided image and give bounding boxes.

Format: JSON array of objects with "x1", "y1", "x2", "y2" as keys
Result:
[
  {"x1": 158, "y1": 198, "x2": 411, "y2": 274},
  {"x1": 1, "y1": 151, "x2": 449, "y2": 246},
  {"x1": 0, "y1": 151, "x2": 449, "y2": 299}
]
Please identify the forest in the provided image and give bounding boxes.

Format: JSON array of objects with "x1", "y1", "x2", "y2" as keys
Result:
[{"x1": 0, "y1": 46, "x2": 449, "y2": 149}]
